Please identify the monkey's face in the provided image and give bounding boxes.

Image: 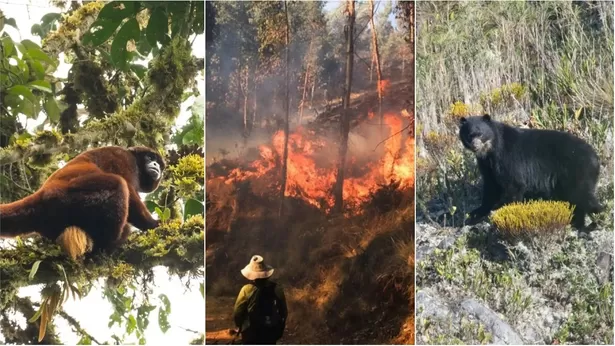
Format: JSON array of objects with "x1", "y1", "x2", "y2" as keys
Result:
[
  {"x1": 129, "y1": 147, "x2": 166, "y2": 193},
  {"x1": 459, "y1": 115, "x2": 495, "y2": 158}
]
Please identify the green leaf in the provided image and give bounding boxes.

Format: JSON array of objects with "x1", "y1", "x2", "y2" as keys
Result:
[
  {"x1": 162, "y1": 208, "x2": 171, "y2": 221},
  {"x1": 110, "y1": 18, "x2": 140, "y2": 69},
  {"x1": 168, "y1": 2, "x2": 188, "y2": 38},
  {"x1": 28, "y1": 80, "x2": 52, "y2": 93},
  {"x1": 18, "y1": 100, "x2": 38, "y2": 119},
  {"x1": 77, "y1": 336, "x2": 92, "y2": 345},
  {"x1": 1, "y1": 36, "x2": 15, "y2": 57},
  {"x1": 29, "y1": 260, "x2": 42, "y2": 281},
  {"x1": 146, "y1": 7, "x2": 169, "y2": 49},
  {"x1": 31, "y1": 13, "x2": 61, "y2": 39},
  {"x1": 199, "y1": 283, "x2": 204, "y2": 298},
  {"x1": 29, "y1": 305, "x2": 43, "y2": 322},
  {"x1": 136, "y1": 30, "x2": 152, "y2": 56},
  {"x1": 184, "y1": 199, "x2": 204, "y2": 220},
  {"x1": 130, "y1": 63, "x2": 147, "y2": 79},
  {"x1": 83, "y1": 18, "x2": 123, "y2": 46},
  {"x1": 127, "y1": 314, "x2": 137, "y2": 334},
  {"x1": 3, "y1": 17, "x2": 18, "y2": 30},
  {"x1": 98, "y1": 1, "x2": 141, "y2": 22},
  {"x1": 158, "y1": 308, "x2": 170, "y2": 334},
  {"x1": 29, "y1": 60, "x2": 46, "y2": 80},
  {"x1": 154, "y1": 206, "x2": 163, "y2": 217},
  {"x1": 13, "y1": 58, "x2": 29, "y2": 80},
  {"x1": 182, "y1": 128, "x2": 201, "y2": 146},
  {"x1": 193, "y1": 2, "x2": 204, "y2": 35},
  {"x1": 159, "y1": 294, "x2": 171, "y2": 313},
  {"x1": 145, "y1": 200, "x2": 160, "y2": 213},
  {"x1": 21, "y1": 40, "x2": 55, "y2": 65},
  {"x1": 181, "y1": 92, "x2": 194, "y2": 102},
  {"x1": 8, "y1": 85, "x2": 38, "y2": 105},
  {"x1": 44, "y1": 95, "x2": 60, "y2": 122}
]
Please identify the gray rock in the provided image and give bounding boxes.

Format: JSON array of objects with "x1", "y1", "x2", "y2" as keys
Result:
[
  {"x1": 596, "y1": 251, "x2": 613, "y2": 285},
  {"x1": 416, "y1": 289, "x2": 452, "y2": 320},
  {"x1": 437, "y1": 235, "x2": 457, "y2": 250},
  {"x1": 460, "y1": 299, "x2": 525, "y2": 345}
]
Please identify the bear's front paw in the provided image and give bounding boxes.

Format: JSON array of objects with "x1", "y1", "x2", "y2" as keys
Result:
[{"x1": 467, "y1": 207, "x2": 489, "y2": 224}]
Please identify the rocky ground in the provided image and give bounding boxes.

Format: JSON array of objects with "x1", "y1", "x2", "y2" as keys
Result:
[{"x1": 415, "y1": 221, "x2": 614, "y2": 345}]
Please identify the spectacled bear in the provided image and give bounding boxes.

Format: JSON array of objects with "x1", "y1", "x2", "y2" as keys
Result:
[
  {"x1": 459, "y1": 114, "x2": 603, "y2": 229},
  {"x1": 0, "y1": 146, "x2": 166, "y2": 259}
]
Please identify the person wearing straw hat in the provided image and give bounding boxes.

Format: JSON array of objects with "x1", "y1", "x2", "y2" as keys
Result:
[{"x1": 233, "y1": 255, "x2": 287, "y2": 344}]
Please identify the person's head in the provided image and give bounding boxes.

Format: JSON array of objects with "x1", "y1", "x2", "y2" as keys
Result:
[{"x1": 241, "y1": 255, "x2": 274, "y2": 281}]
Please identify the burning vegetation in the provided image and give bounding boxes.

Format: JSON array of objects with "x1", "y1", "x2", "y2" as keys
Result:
[{"x1": 208, "y1": 111, "x2": 414, "y2": 213}]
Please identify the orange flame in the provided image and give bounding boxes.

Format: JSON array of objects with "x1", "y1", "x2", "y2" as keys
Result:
[
  {"x1": 378, "y1": 79, "x2": 391, "y2": 96},
  {"x1": 214, "y1": 112, "x2": 414, "y2": 213}
]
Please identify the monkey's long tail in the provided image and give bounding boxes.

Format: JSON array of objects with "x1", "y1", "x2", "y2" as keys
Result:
[
  {"x1": 0, "y1": 195, "x2": 41, "y2": 238},
  {"x1": 1, "y1": 196, "x2": 92, "y2": 260}
]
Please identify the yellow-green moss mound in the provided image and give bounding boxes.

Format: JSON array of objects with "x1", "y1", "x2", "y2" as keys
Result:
[{"x1": 490, "y1": 200, "x2": 574, "y2": 240}]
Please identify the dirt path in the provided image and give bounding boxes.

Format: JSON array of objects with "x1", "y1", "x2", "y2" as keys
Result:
[{"x1": 206, "y1": 296, "x2": 302, "y2": 345}]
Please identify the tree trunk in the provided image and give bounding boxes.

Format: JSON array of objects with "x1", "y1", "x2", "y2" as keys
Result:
[
  {"x1": 310, "y1": 75, "x2": 317, "y2": 107},
  {"x1": 370, "y1": 51, "x2": 374, "y2": 82},
  {"x1": 253, "y1": 76, "x2": 257, "y2": 129},
  {"x1": 242, "y1": 68, "x2": 249, "y2": 136},
  {"x1": 369, "y1": 0, "x2": 383, "y2": 138},
  {"x1": 408, "y1": 1, "x2": 415, "y2": 117},
  {"x1": 298, "y1": 40, "x2": 313, "y2": 126},
  {"x1": 401, "y1": 48, "x2": 405, "y2": 76},
  {"x1": 332, "y1": 0, "x2": 355, "y2": 214},
  {"x1": 279, "y1": 0, "x2": 291, "y2": 218}
]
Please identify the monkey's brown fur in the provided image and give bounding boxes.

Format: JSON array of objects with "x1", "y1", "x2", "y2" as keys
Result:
[{"x1": 0, "y1": 146, "x2": 165, "y2": 259}]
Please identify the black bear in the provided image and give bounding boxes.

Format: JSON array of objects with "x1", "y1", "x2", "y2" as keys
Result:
[{"x1": 458, "y1": 114, "x2": 603, "y2": 229}]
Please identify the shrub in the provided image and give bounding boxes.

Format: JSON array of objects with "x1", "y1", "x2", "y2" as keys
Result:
[{"x1": 490, "y1": 200, "x2": 574, "y2": 241}]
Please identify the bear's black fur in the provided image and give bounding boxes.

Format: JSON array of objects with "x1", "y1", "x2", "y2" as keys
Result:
[{"x1": 458, "y1": 114, "x2": 603, "y2": 229}]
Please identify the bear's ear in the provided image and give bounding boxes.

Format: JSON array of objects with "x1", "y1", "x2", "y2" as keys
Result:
[
  {"x1": 482, "y1": 114, "x2": 491, "y2": 121},
  {"x1": 459, "y1": 117, "x2": 467, "y2": 125}
]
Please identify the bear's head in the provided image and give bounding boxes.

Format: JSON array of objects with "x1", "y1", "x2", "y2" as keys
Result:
[{"x1": 458, "y1": 114, "x2": 496, "y2": 158}]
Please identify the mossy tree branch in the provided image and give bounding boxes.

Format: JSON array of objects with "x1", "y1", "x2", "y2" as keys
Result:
[{"x1": 0, "y1": 216, "x2": 204, "y2": 312}]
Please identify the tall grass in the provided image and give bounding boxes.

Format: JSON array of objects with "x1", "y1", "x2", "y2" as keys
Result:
[{"x1": 416, "y1": 1, "x2": 614, "y2": 224}]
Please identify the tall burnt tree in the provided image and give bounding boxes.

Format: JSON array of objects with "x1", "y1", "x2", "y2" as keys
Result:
[
  {"x1": 332, "y1": 0, "x2": 356, "y2": 214},
  {"x1": 369, "y1": 0, "x2": 384, "y2": 137},
  {"x1": 279, "y1": 0, "x2": 291, "y2": 217}
]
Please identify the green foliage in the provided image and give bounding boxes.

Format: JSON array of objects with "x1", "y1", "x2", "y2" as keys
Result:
[
  {"x1": 173, "y1": 96, "x2": 204, "y2": 147},
  {"x1": 31, "y1": 13, "x2": 62, "y2": 39},
  {"x1": 167, "y1": 154, "x2": 205, "y2": 199},
  {"x1": 554, "y1": 282, "x2": 614, "y2": 344},
  {"x1": 479, "y1": 82, "x2": 526, "y2": 108},
  {"x1": 0, "y1": 34, "x2": 59, "y2": 122},
  {"x1": 83, "y1": 1, "x2": 203, "y2": 69},
  {"x1": 490, "y1": 201, "x2": 574, "y2": 241}
]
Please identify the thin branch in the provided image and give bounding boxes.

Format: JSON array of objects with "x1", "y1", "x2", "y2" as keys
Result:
[
  {"x1": 372, "y1": 123, "x2": 412, "y2": 152},
  {"x1": 58, "y1": 310, "x2": 103, "y2": 345},
  {"x1": 177, "y1": 326, "x2": 201, "y2": 334}
]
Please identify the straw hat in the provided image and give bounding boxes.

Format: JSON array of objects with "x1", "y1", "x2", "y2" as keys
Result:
[{"x1": 241, "y1": 255, "x2": 274, "y2": 280}]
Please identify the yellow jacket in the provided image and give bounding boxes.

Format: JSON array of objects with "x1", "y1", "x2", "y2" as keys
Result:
[{"x1": 233, "y1": 280, "x2": 288, "y2": 331}]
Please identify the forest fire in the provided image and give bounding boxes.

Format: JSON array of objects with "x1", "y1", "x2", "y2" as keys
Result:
[{"x1": 208, "y1": 112, "x2": 414, "y2": 213}]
